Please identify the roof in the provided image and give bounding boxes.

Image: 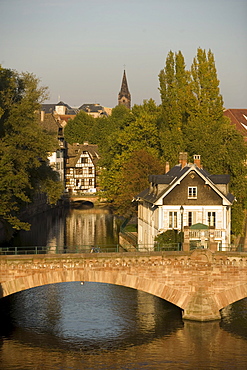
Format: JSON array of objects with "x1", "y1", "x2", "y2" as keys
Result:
[
  {"x1": 223, "y1": 109, "x2": 247, "y2": 140},
  {"x1": 39, "y1": 113, "x2": 61, "y2": 134},
  {"x1": 78, "y1": 104, "x2": 108, "y2": 116},
  {"x1": 41, "y1": 103, "x2": 56, "y2": 114},
  {"x1": 67, "y1": 143, "x2": 100, "y2": 167},
  {"x1": 190, "y1": 223, "x2": 209, "y2": 230},
  {"x1": 136, "y1": 162, "x2": 234, "y2": 205},
  {"x1": 41, "y1": 102, "x2": 78, "y2": 115}
]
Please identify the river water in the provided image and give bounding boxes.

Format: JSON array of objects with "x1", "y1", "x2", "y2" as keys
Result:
[{"x1": 0, "y1": 207, "x2": 247, "y2": 370}]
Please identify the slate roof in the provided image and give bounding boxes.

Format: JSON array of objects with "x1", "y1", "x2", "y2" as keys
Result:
[
  {"x1": 41, "y1": 101, "x2": 78, "y2": 115},
  {"x1": 78, "y1": 103, "x2": 108, "y2": 116},
  {"x1": 41, "y1": 104, "x2": 56, "y2": 114},
  {"x1": 42, "y1": 102, "x2": 111, "y2": 116},
  {"x1": 136, "y1": 163, "x2": 234, "y2": 204}
]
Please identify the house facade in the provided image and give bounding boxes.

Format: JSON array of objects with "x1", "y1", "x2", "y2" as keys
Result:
[
  {"x1": 65, "y1": 142, "x2": 100, "y2": 194},
  {"x1": 135, "y1": 153, "x2": 234, "y2": 251}
]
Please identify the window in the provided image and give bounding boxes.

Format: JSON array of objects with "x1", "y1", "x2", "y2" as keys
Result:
[
  {"x1": 89, "y1": 179, "x2": 93, "y2": 186},
  {"x1": 88, "y1": 167, "x2": 93, "y2": 174},
  {"x1": 188, "y1": 186, "x2": 197, "y2": 199},
  {"x1": 188, "y1": 212, "x2": 193, "y2": 226},
  {"x1": 169, "y1": 212, "x2": 178, "y2": 228},
  {"x1": 81, "y1": 157, "x2": 88, "y2": 164},
  {"x1": 208, "y1": 212, "x2": 216, "y2": 227},
  {"x1": 75, "y1": 168, "x2": 83, "y2": 175}
]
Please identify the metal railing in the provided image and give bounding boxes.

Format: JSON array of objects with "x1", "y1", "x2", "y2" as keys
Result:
[
  {"x1": 0, "y1": 245, "x2": 122, "y2": 255},
  {"x1": 0, "y1": 243, "x2": 246, "y2": 256}
]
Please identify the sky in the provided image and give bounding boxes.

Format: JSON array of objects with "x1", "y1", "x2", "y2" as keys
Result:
[{"x1": 1, "y1": 0, "x2": 247, "y2": 109}]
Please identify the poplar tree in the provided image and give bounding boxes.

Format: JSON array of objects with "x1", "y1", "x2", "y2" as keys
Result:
[
  {"x1": 158, "y1": 50, "x2": 189, "y2": 164},
  {"x1": 158, "y1": 48, "x2": 247, "y2": 237}
]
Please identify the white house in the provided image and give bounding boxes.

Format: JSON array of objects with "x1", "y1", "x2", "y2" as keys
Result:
[{"x1": 135, "y1": 153, "x2": 234, "y2": 251}]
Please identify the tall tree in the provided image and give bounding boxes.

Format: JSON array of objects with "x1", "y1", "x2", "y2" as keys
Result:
[
  {"x1": 159, "y1": 50, "x2": 191, "y2": 128},
  {"x1": 0, "y1": 67, "x2": 63, "y2": 231},
  {"x1": 158, "y1": 51, "x2": 191, "y2": 164}
]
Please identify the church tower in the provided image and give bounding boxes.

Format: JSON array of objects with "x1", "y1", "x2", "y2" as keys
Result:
[{"x1": 118, "y1": 70, "x2": 131, "y2": 109}]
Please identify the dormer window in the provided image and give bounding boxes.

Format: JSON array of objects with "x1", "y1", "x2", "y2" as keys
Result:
[{"x1": 188, "y1": 186, "x2": 197, "y2": 199}]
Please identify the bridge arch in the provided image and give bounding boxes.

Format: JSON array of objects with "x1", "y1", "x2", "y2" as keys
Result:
[
  {"x1": 0, "y1": 269, "x2": 185, "y2": 313},
  {"x1": 2, "y1": 269, "x2": 247, "y2": 317},
  {"x1": 216, "y1": 284, "x2": 247, "y2": 311}
]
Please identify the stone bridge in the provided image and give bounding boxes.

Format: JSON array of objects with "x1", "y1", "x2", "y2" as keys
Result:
[{"x1": 0, "y1": 249, "x2": 247, "y2": 322}]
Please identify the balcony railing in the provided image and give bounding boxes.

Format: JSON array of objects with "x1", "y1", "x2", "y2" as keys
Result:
[{"x1": 189, "y1": 229, "x2": 223, "y2": 240}]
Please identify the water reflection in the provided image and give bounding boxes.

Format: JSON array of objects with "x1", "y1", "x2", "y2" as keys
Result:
[
  {"x1": 0, "y1": 283, "x2": 183, "y2": 352},
  {"x1": 3, "y1": 207, "x2": 119, "y2": 252},
  {"x1": 220, "y1": 298, "x2": 247, "y2": 339},
  {"x1": 0, "y1": 283, "x2": 247, "y2": 370}
]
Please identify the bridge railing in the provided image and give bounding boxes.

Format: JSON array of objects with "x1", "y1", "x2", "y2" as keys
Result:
[
  {"x1": 0, "y1": 243, "x2": 246, "y2": 255},
  {"x1": 0, "y1": 243, "x2": 182, "y2": 255},
  {"x1": 0, "y1": 245, "x2": 121, "y2": 255}
]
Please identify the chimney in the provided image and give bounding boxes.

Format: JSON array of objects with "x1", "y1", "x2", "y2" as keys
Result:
[
  {"x1": 165, "y1": 162, "x2": 170, "y2": 173},
  {"x1": 179, "y1": 152, "x2": 188, "y2": 169},
  {"x1": 193, "y1": 154, "x2": 201, "y2": 168}
]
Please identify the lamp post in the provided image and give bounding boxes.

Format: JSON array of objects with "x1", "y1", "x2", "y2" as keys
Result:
[{"x1": 180, "y1": 206, "x2": 184, "y2": 250}]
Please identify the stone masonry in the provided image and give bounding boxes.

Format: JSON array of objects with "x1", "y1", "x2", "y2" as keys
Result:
[{"x1": 0, "y1": 250, "x2": 247, "y2": 321}]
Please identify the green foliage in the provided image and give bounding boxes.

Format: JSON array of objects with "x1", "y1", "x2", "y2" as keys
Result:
[
  {"x1": 231, "y1": 203, "x2": 246, "y2": 238},
  {"x1": 100, "y1": 149, "x2": 165, "y2": 216},
  {"x1": 0, "y1": 66, "x2": 63, "y2": 231},
  {"x1": 99, "y1": 100, "x2": 164, "y2": 216},
  {"x1": 64, "y1": 110, "x2": 95, "y2": 144},
  {"x1": 154, "y1": 230, "x2": 181, "y2": 245},
  {"x1": 124, "y1": 224, "x2": 137, "y2": 232}
]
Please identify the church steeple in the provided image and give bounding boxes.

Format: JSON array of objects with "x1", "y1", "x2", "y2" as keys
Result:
[{"x1": 118, "y1": 70, "x2": 131, "y2": 109}]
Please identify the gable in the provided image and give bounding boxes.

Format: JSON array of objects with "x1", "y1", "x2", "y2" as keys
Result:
[
  {"x1": 67, "y1": 143, "x2": 99, "y2": 168},
  {"x1": 162, "y1": 171, "x2": 223, "y2": 206}
]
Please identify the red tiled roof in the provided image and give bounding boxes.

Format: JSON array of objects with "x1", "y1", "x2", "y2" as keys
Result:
[{"x1": 223, "y1": 109, "x2": 247, "y2": 141}]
